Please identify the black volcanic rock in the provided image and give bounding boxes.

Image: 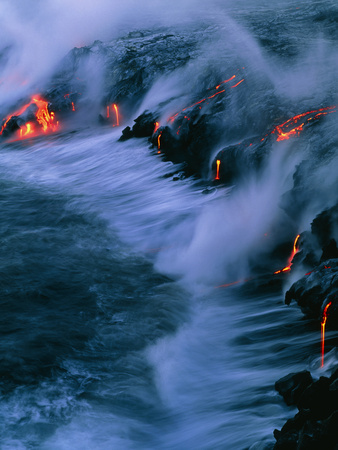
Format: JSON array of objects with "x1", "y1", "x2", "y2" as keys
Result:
[
  {"x1": 49, "y1": 28, "x2": 204, "y2": 118},
  {"x1": 0, "y1": 116, "x2": 21, "y2": 137},
  {"x1": 211, "y1": 138, "x2": 270, "y2": 184},
  {"x1": 274, "y1": 369, "x2": 338, "y2": 449},
  {"x1": 284, "y1": 204, "x2": 338, "y2": 324},
  {"x1": 132, "y1": 111, "x2": 158, "y2": 138},
  {"x1": 284, "y1": 259, "x2": 338, "y2": 321},
  {"x1": 119, "y1": 126, "x2": 134, "y2": 141},
  {"x1": 275, "y1": 371, "x2": 313, "y2": 406}
]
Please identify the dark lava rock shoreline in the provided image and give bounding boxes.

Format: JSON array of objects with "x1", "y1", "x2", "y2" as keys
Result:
[{"x1": 273, "y1": 368, "x2": 338, "y2": 449}]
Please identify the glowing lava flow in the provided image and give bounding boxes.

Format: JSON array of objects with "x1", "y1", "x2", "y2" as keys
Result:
[
  {"x1": 157, "y1": 131, "x2": 162, "y2": 153},
  {"x1": 106, "y1": 104, "x2": 119, "y2": 126},
  {"x1": 274, "y1": 234, "x2": 300, "y2": 274},
  {"x1": 0, "y1": 95, "x2": 58, "y2": 139},
  {"x1": 154, "y1": 122, "x2": 160, "y2": 133},
  {"x1": 215, "y1": 159, "x2": 221, "y2": 180},
  {"x1": 272, "y1": 106, "x2": 337, "y2": 142},
  {"x1": 168, "y1": 73, "x2": 244, "y2": 123},
  {"x1": 231, "y1": 79, "x2": 244, "y2": 89},
  {"x1": 321, "y1": 302, "x2": 332, "y2": 368},
  {"x1": 113, "y1": 104, "x2": 119, "y2": 126},
  {"x1": 215, "y1": 75, "x2": 236, "y2": 89}
]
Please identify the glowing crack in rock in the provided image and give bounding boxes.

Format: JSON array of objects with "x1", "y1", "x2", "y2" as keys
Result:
[
  {"x1": 168, "y1": 73, "x2": 244, "y2": 123},
  {"x1": 321, "y1": 302, "x2": 332, "y2": 368},
  {"x1": 231, "y1": 79, "x2": 244, "y2": 89},
  {"x1": 215, "y1": 75, "x2": 236, "y2": 89},
  {"x1": 274, "y1": 234, "x2": 300, "y2": 274}
]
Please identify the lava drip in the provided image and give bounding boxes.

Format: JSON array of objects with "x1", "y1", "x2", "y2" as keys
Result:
[
  {"x1": 274, "y1": 234, "x2": 300, "y2": 274},
  {"x1": 106, "y1": 104, "x2": 120, "y2": 126},
  {"x1": 321, "y1": 302, "x2": 332, "y2": 368},
  {"x1": 215, "y1": 159, "x2": 221, "y2": 180},
  {"x1": 157, "y1": 131, "x2": 162, "y2": 153}
]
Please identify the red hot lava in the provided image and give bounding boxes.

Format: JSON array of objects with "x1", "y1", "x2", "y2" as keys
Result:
[
  {"x1": 0, "y1": 95, "x2": 59, "y2": 140},
  {"x1": 274, "y1": 234, "x2": 300, "y2": 274},
  {"x1": 157, "y1": 131, "x2": 162, "y2": 152},
  {"x1": 215, "y1": 159, "x2": 221, "y2": 180},
  {"x1": 154, "y1": 122, "x2": 160, "y2": 134},
  {"x1": 106, "y1": 104, "x2": 120, "y2": 127},
  {"x1": 321, "y1": 302, "x2": 332, "y2": 368},
  {"x1": 168, "y1": 73, "x2": 244, "y2": 123},
  {"x1": 272, "y1": 106, "x2": 337, "y2": 142}
]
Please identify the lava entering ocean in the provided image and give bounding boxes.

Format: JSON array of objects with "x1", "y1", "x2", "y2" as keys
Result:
[
  {"x1": 274, "y1": 235, "x2": 300, "y2": 274},
  {"x1": 321, "y1": 302, "x2": 332, "y2": 368},
  {"x1": 106, "y1": 103, "x2": 119, "y2": 127},
  {"x1": 0, "y1": 95, "x2": 59, "y2": 140}
]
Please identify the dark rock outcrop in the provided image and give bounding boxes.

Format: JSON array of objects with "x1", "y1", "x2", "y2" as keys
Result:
[
  {"x1": 284, "y1": 204, "x2": 338, "y2": 325},
  {"x1": 275, "y1": 371, "x2": 313, "y2": 406},
  {"x1": 274, "y1": 369, "x2": 338, "y2": 449}
]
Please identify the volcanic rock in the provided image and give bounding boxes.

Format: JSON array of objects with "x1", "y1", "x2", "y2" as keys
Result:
[
  {"x1": 284, "y1": 204, "x2": 338, "y2": 324},
  {"x1": 132, "y1": 111, "x2": 158, "y2": 138},
  {"x1": 211, "y1": 137, "x2": 270, "y2": 184},
  {"x1": 273, "y1": 369, "x2": 338, "y2": 449},
  {"x1": 275, "y1": 371, "x2": 313, "y2": 406}
]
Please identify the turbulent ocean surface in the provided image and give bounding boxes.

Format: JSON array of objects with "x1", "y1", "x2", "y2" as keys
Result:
[{"x1": 0, "y1": 1, "x2": 337, "y2": 449}]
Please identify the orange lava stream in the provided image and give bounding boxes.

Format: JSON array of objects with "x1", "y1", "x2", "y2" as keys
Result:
[
  {"x1": 157, "y1": 131, "x2": 162, "y2": 151},
  {"x1": 321, "y1": 302, "x2": 332, "y2": 368},
  {"x1": 106, "y1": 104, "x2": 119, "y2": 126},
  {"x1": 274, "y1": 234, "x2": 300, "y2": 274},
  {"x1": 113, "y1": 104, "x2": 119, "y2": 126},
  {"x1": 216, "y1": 75, "x2": 236, "y2": 89},
  {"x1": 168, "y1": 73, "x2": 244, "y2": 123},
  {"x1": 231, "y1": 79, "x2": 244, "y2": 88},
  {"x1": 215, "y1": 159, "x2": 221, "y2": 180},
  {"x1": 154, "y1": 122, "x2": 160, "y2": 133},
  {"x1": 1, "y1": 95, "x2": 59, "y2": 140},
  {"x1": 273, "y1": 106, "x2": 337, "y2": 142}
]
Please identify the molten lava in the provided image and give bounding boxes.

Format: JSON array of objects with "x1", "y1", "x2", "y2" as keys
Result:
[
  {"x1": 157, "y1": 131, "x2": 162, "y2": 151},
  {"x1": 113, "y1": 104, "x2": 119, "y2": 127},
  {"x1": 272, "y1": 106, "x2": 337, "y2": 142},
  {"x1": 154, "y1": 122, "x2": 160, "y2": 134},
  {"x1": 0, "y1": 95, "x2": 59, "y2": 140},
  {"x1": 215, "y1": 159, "x2": 221, "y2": 180},
  {"x1": 231, "y1": 79, "x2": 244, "y2": 89},
  {"x1": 215, "y1": 75, "x2": 236, "y2": 89},
  {"x1": 106, "y1": 104, "x2": 120, "y2": 126},
  {"x1": 274, "y1": 234, "x2": 300, "y2": 274},
  {"x1": 168, "y1": 73, "x2": 244, "y2": 123},
  {"x1": 321, "y1": 302, "x2": 332, "y2": 368}
]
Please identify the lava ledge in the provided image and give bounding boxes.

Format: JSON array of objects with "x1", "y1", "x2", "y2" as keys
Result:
[{"x1": 273, "y1": 368, "x2": 338, "y2": 449}]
